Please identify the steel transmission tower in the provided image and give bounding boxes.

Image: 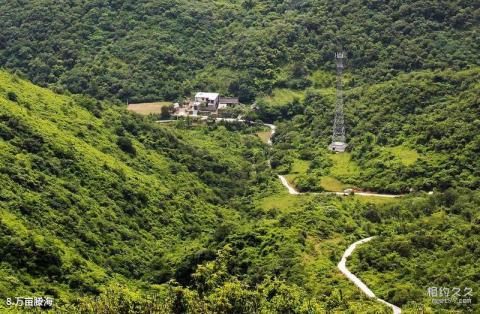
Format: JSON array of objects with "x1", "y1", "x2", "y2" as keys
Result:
[{"x1": 328, "y1": 52, "x2": 347, "y2": 152}]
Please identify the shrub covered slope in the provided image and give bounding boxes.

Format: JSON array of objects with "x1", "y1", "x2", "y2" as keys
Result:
[
  {"x1": 0, "y1": 70, "x2": 390, "y2": 312},
  {"x1": 267, "y1": 67, "x2": 480, "y2": 193},
  {"x1": 0, "y1": 69, "x2": 267, "y2": 304}
]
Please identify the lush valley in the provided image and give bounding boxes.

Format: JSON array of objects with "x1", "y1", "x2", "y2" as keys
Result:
[
  {"x1": 0, "y1": 70, "x2": 266, "y2": 308},
  {"x1": 0, "y1": 0, "x2": 479, "y2": 313},
  {"x1": 1, "y1": 67, "x2": 478, "y2": 313},
  {"x1": 0, "y1": 70, "x2": 391, "y2": 312}
]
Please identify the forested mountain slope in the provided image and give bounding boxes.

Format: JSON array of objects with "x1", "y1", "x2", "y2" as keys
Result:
[
  {"x1": 350, "y1": 188, "x2": 480, "y2": 312},
  {"x1": 0, "y1": 0, "x2": 479, "y2": 312},
  {"x1": 267, "y1": 67, "x2": 480, "y2": 193},
  {"x1": 0, "y1": 71, "x2": 390, "y2": 312},
  {"x1": 1, "y1": 0, "x2": 478, "y2": 102},
  {"x1": 0, "y1": 69, "x2": 269, "y2": 304}
]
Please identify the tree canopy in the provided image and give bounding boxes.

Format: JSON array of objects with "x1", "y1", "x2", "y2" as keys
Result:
[{"x1": 0, "y1": 0, "x2": 478, "y2": 102}]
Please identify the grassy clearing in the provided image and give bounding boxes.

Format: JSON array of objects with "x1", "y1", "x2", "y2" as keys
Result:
[
  {"x1": 262, "y1": 88, "x2": 305, "y2": 106},
  {"x1": 384, "y1": 146, "x2": 419, "y2": 166},
  {"x1": 330, "y1": 152, "x2": 360, "y2": 177},
  {"x1": 284, "y1": 159, "x2": 310, "y2": 187},
  {"x1": 284, "y1": 172, "x2": 346, "y2": 192},
  {"x1": 313, "y1": 153, "x2": 360, "y2": 192},
  {"x1": 290, "y1": 159, "x2": 310, "y2": 174},
  {"x1": 319, "y1": 176, "x2": 345, "y2": 192},
  {"x1": 257, "y1": 177, "x2": 314, "y2": 213},
  {"x1": 352, "y1": 195, "x2": 399, "y2": 204},
  {"x1": 284, "y1": 158, "x2": 354, "y2": 192},
  {"x1": 256, "y1": 131, "x2": 272, "y2": 144},
  {"x1": 127, "y1": 101, "x2": 172, "y2": 115},
  {"x1": 258, "y1": 192, "x2": 304, "y2": 212}
]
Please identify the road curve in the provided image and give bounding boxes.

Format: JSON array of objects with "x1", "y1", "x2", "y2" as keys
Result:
[
  {"x1": 338, "y1": 237, "x2": 402, "y2": 314},
  {"x1": 334, "y1": 191, "x2": 401, "y2": 198},
  {"x1": 261, "y1": 122, "x2": 400, "y2": 198},
  {"x1": 263, "y1": 123, "x2": 276, "y2": 145},
  {"x1": 278, "y1": 175, "x2": 300, "y2": 195},
  {"x1": 159, "y1": 118, "x2": 401, "y2": 199},
  {"x1": 158, "y1": 117, "x2": 402, "y2": 313}
]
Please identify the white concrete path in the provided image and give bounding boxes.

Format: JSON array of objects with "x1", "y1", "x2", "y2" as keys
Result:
[
  {"x1": 278, "y1": 175, "x2": 300, "y2": 195},
  {"x1": 333, "y1": 191, "x2": 401, "y2": 198},
  {"x1": 338, "y1": 237, "x2": 402, "y2": 314},
  {"x1": 157, "y1": 116, "x2": 402, "y2": 313},
  {"x1": 157, "y1": 117, "x2": 401, "y2": 199},
  {"x1": 263, "y1": 123, "x2": 276, "y2": 145},
  {"x1": 267, "y1": 124, "x2": 402, "y2": 313}
]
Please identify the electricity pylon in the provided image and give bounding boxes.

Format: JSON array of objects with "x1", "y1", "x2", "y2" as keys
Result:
[{"x1": 328, "y1": 52, "x2": 347, "y2": 152}]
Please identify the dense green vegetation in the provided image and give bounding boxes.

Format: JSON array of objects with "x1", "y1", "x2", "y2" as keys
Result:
[
  {"x1": 9, "y1": 67, "x2": 475, "y2": 313},
  {"x1": 0, "y1": 0, "x2": 479, "y2": 312},
  {"x1": 1, "y1": 64, "x2": 478, "y2": 314},
  {"x1": 0, "y1": 70, "x2": 267, "y2": 308},
  {"x1": 262, "y1": 67, "x2": 480, "y2": 193},
  {"x1": 1, "y1": 0, "x2": 478, "y2": 102},
  {"x1": 0, "y1": 70, "x2": 393, "y2": 312},
  {"x1": 350, "y1": 189, "x2": 480, "y2": 313}
]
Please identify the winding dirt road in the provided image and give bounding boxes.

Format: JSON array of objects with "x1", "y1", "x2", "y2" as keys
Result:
[
  {"x1": 278, "y1": 175, "x2": 401, "y2": 198},
  {"x1": 278, "y1": 175, "x2": 300, "y2": 195},
  {"x1": 263, "y1": 123, "x2": 400, "y2": 198}
]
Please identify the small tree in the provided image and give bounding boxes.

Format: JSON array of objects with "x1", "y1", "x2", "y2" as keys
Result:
[
  {"x1": 117, "y1": 136, "x2": 136, "y2": 156},
  {"x1": 7, "y1": 91, "x2": 18, "y2": 102},
  {"x1": 160, "y1": 105, "x2": 171, "y2": 119}
]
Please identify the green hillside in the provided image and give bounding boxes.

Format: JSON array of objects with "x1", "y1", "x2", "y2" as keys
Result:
[
  {"x1": 0, "y1": 70, "x2": 266, "y2": 306},
  {"x1": 1, "y1": 70, "x2": 477, "y2": 313},
  {"x1": 0, "y1": 0, "x2": 477, "y2": 102},
  {"x1": 0, "y1": 70, "x2": 390, "y2": 312},
  {"x1": 267, "y1": 67, "x2": 480, "y2": 193},
  {"x1": 350, "y1": 189, "x2": 480, "y2": 312},
  {"x1": 0, "y1": 0, "x2": 479, "y2": 312}
]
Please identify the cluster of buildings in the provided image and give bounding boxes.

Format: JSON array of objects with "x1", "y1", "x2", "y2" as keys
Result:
[{"x1": 173, "y1": 92, "x2": 240, "y2": 117}]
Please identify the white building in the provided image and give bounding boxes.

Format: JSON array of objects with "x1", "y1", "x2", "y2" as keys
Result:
[{"x1": 194, "y1": 92, "x2": 219, "y2": 112}]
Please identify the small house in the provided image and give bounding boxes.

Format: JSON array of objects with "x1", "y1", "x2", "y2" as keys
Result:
[
  {"x1": 219, "y1": 97, "x2": 240, "y2": 108},
  {"x1": 195, "y1": 92, "x2": 219, "y2": 112}
]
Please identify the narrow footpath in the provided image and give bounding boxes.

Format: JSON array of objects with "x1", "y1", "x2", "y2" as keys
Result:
[
  {"x1": 278, "y1": 175, "x2": 400, "y2": 198},
  {"x1": 278, "y1": 175, "x2": 300, "y2": 195}
]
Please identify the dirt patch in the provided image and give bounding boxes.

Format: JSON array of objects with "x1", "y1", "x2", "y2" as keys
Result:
[{"x1": 127, "y1": 102, "x2": 171, "y2": 115}]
